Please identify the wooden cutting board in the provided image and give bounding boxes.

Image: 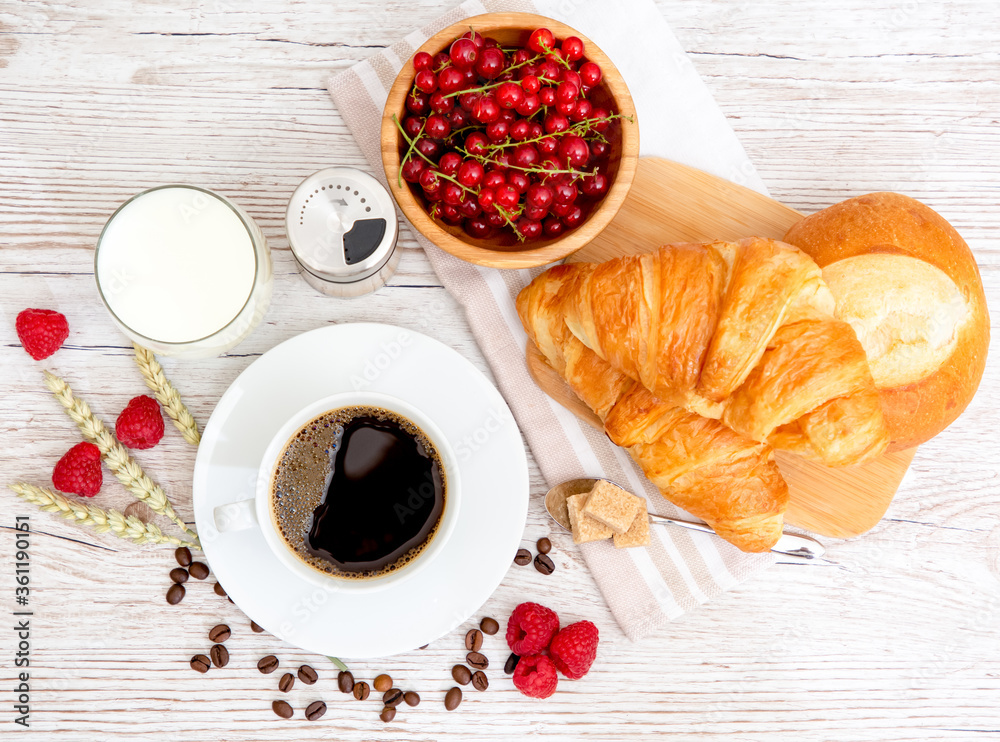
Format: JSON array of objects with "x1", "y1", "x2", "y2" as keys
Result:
[{"x1": 527, "y1": 157, "x2": 917, "y2": 539}]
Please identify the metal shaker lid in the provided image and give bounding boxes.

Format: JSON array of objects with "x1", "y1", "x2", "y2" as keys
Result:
[{"x1": 285, "y1": 167, "x2": 398, "y2": 285}]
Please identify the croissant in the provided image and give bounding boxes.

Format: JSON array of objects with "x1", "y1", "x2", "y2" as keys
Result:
[
  {"x1": 517, "y1": 262, "x2": 789, "y2": 553},
  {"x1": 517, "y1": 238, "x2": 890, "y2": 553},
  {"x1": 559, "y1": 237, "x2": 889, "y2": 466}
]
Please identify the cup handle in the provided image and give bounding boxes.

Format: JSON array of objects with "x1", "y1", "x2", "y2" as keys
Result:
[{"x1": 214, "y1": 498, "x2": 258, "y2": 533}]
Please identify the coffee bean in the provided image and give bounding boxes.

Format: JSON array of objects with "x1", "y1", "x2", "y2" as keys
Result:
[
  {"x1": 504, "y1": 652, "x2": 520, "y2": 675},
  {"x1": 189, "y1": 561, "x2": 210, "y2": 580},
  {"x1": 210, "y1": 643, "x2": 229, "y2": 669},
  {"x1": 208, "y1": 624, "x2": 231, "y2": 643},
  {"x1": 480, "y1": 617, "x2": 499, "y2": 636},
  {"x1": 537, "y1": 537, "x2": 552, "y2": 554},
  {"x1": 305, "y1": 700, "x2": 327, "y2": 721},
  {"x1": 250, "y1": 621, "x2": 264, "y2": 634},
  {"x1": 352, "y1": 681, "x2": 370, "y2": 701},
  {"x1": 271, "y1": 700, "x2": 293, "y2": 719},
  {"x1": 337, "y1": 670, "x2": 354, "y2": 693},
  {"x1": 383, "y1": 688, "x2": 403, "y2": 707},
  {"x1": 278, "y1": 673, "x2": 294, "y2": 693},
  {"x1": 190, "y1": 654, "x2": 210, "y2": 673},
  {"x1": 257, "y1": 655, "x2": 279, "y2": 674},
  {"x1": 379, "y1": 706, "x2": 396, "y2": 723},
  {"x1": 465, "y1": 628, "x2": 483, "y2": 652},
  {"x1": 213, "y1": 582, "x2": 227, "y2": 597},
  {"x1": 166, "y1": 583, "x2": 185, "y2": 605},
  {"x1": 472, "y1": 671, "x2": 489, "y2": 691},
  {"x1": 169, "y1": 567, "x2": 188, "y2": 584},
  {"x1": 451, "y1": 664, "x2": 471, "y2": 685},
  {"x1": 373, "y1": 674, "x2": 393, "y2": 692},
  {"x1": 466, "y1": 651, "x2": 489, "y2": 670},
  {"x1": 298, "y1": 664, "x2": 318, "y2": 685},
  {"x1": 404, "y1": 691, "x2": 420, "y2": 707},
  {"x1": 175, "y1": 546, "x2": 192, "y2": 567},
  {"x1": 514, "y1": 548, "x2": 532, "y2": 566},
  {"x1": 444, "y1": 686, "x2": 462, "y2": 711},
  {"x1": 534, "y1": 553, "x2": 555, "y2": 575}
]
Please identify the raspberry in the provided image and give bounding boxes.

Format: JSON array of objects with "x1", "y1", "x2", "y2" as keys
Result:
[
  {"x1": 115, "y1": 395, "x2": 165, "y2": 450},
  {"x1": 506, "y1": 601, "x2": 559, "y2": 656},
  {"x1": 15, "y1": 308, "x2": 69, "y2": 360},
  {"x1": 512, "y1": 654, "x2": 558, "y2": 699},
  {"x1": 549, "y1": 620, "x2": 599, "y2": 679},
  {"x1": 52, "y1": 442, "x2": 103, "y2": 497}
]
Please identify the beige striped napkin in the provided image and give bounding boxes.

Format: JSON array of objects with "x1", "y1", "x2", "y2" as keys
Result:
[{"x1": 329, "y1": 0, "x2": 775, "y2": 640}]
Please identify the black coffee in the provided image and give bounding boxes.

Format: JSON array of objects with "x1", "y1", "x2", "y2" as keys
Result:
[{"x1": 271, "y1": 406, "x2": 446, "y2": 581}]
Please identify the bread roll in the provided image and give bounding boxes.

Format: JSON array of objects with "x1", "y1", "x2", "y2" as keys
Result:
[{"x1": 783, "y1": 193, "x2": 989, "y2": 451}]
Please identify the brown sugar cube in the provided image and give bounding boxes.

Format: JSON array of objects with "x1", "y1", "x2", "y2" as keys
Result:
[
  {"x1": 582, "y1": 480, "x2": 643, "y2": 534},
  {"x1": 613, "y1": 499, "x2": 651, "y2": 548},
  {"x1": 566, "y1": 493, "x2": 614, "y2": 544}
]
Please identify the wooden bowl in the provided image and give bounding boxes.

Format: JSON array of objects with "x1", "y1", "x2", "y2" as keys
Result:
[{"x1": 380, "y1": 13, "x2": 639, "y2": 269}]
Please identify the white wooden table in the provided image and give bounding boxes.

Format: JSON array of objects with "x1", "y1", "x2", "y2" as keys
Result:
[{"x1": 1, "y1": 1, "x2": 998, "y2": 739}]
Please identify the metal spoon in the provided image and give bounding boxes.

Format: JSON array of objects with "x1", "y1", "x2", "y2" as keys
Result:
[{"x1": 545, "y1": 478, "x2": 825, "y2": 560}]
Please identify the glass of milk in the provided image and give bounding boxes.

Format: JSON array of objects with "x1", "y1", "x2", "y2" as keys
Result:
[{"x1": 96, "y1": 185, "x2": 273, "y2": 359}]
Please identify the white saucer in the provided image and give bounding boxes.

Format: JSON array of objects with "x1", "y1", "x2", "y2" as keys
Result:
[{"x1": 192, "y1": 323, "x2": 529, "y2": 658}]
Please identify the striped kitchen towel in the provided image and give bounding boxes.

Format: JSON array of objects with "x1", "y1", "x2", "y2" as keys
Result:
[{"x1": 329, "y1": 0, "x2": 775, "y2": 640}]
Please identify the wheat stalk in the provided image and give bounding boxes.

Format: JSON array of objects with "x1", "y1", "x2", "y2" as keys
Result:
[
  {"x1": 43, "y1": 371, "x2": 201, "y2": 548},
  {"x1": 132, "y1": 343, "x2": 201, "y2": 445},
  {"x1": 9, "y1": 483, "x2": 198, "y2": 548}
]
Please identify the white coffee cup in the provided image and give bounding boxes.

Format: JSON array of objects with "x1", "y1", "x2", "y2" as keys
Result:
[{"x1": 212, "y1": 391, "x2": 460, "y2": 592}]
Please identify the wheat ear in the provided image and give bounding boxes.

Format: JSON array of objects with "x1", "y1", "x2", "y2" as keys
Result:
[
  {"x1": 132, "y1": 343, "x2": 201, "y2": 445},
  {"x1": 43, "y1": 371, "x2": 201, "y2": 548},
  {"x1": 9, "y1": 483, "x2": 198, "y2": 548}
]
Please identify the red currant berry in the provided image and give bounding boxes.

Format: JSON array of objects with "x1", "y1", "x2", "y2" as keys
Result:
[
  {"x1": 512, "y1": 143, "x2": 540, "y2": 169},
  {"x1": 516, "y1": 217, "x2": 544, "y2": 241},
  {"x1": 403, "y1": 115, "x2": 425, "y2": 138},
  {"x1": 415, "y1": 137, "x2": 442, "y2": 161},
  {"x1": 526, "y1": 183, "x2": 554, "y2": 209},
  {"x1": 511, "y1": 119, "x2": 531, "y2": 141},
  {"x1": 442, "y1": 182, "x2": 464, "y2": 206},
  {"x1": 589, "y1": 106, "x2": 611, "y2": 132},
  {"x1": 428, "y1": 91, "x2": 454, "y2": 115},
  {"x1": 570, "y1": 98, "x2": 592, "y2": 122},
  {"x1": 561, "y1": 204, "x2": 585, "y2": 228},
  {"x1": 556, "y1": 100, "x2": 577, "y2": 117},
  {"x1": 486, "y1": 119, "x2": 510, "y2": 142},
  {"x1": 539, "y1": 87, "x2": 557, "y2": 107},
  {"x1": 484, "y1": 37, "x2": 499, "y2": 49},
  {"x1": 551, "y1": 201, "x2": 573, "y2": 218},
  {"x1": 464, "y1": 131, "x2": 489, "y2": 156},
  {"x1": 401, "y1": 157, "x2": 427, "y2": 183},
  {"x1": 538, "y1": 60, "x2": 560, "y2": 82},
  {"x1": 438, "y1": 66, "x2": 466, "y2": 94},
  {"x1": 461, "y1": 30, "x2": 485, "y2": 49},
  {"x1": 498, "y1": 108, "x2": 516, "y2": 124},
  {"x1": 413, "y1": 51, "x2": 433, "y2": 72},
  {"x1": 556, "y1": 81, "x2": 579, "y2": 103},
  {"x1": 406, "y1": 90, "x2": 430, "y2": 115},
  {"x1": 553, "y1": 181, "x2": 578, "y2": 204},
  {"x1": 520, "y1": 75, "x2": 541, "y2": 95},
  {"x1": 424, "y1": 114, "x2": 451, "y2": 140},
  {"x1": 495, "y1": 81, "x2": 525, "y2": 110},
  {"x1": 449, "y1": 37, "x2": 479, "y2": 69},
  {"x1": 458, "y1": 193, "x2": 481, "y2": 218},
  {"x1": 537, "y1": 136, "x2": 559, "y2": 156},
  {"x1": 512, "y1": 49, "x2": 532, "y2": 65},
  {"x1": 419, "y1": 168, "x2": 441, "y2": 192},
  {"x1": 493, "y1": 150, "x2": 512, "y2": 170},
  {"x1": 589, "y1": 139, "x2": 609, "y2": 160},
  {"x1": 515, "y1": 93, "x2": 541, "y2": 117},
  {"x1": 579, "y1": 61, "x2": 602, "y2": 87},
  {"x1": 483, "y1": 170, "x2": 506, "y2": 189},
  {"x1": 475, "y1": 46, "x2": 506, "y2": 80},
  {"x1": 495, "y1": 185, "x2": 519, "y2": 210},
  {"x1": 477, "y1": 187, "x2": 496, "y2": 212},
  {"x1": 463, "y1": 67, "x2": 478, "y2": 85},
  {"x1": 433, "y1": 52, "x2": 451, "y2": 72},
  {"x1": 543, "y1": 216, "x2": 566, "y2": 237},
  {"x1": 486, "y1": 212, "x2": 506, "y2": 228},
  {"x1": 507, "y1": 171, "x2": 530, "y2": 194},
  {"x1": 529, "y1": 122, "x2": 544, "y2": 139},
  {"x1": 561, "y1": 37, "x2": 585, "y2": 62},
  {"x1": 414, "y1": 69, "x2": 438, "y2": 93},
  {"x1": 457, "y1": 159, "x2": 485, "y2": 188},
  {"x1": 438, "y1": 151, "x2": 462, "y2": 176},
  {"x1": 528, "y1": 28, "x2": 555, "y2": 54},
  {"x1": 524, "y1": 203, "x2": 549, "y2": 221},
  {"x1": 465, "y1": 216, "x2": 494, "y2": 239},
  {"x1": 581, "y1": 172, "x2": 609, "y2": 198},
  {"x1": 459, "y1": 91, "x2": 481, "y2": 112},
  {"x1": 472, "y1": 95, "x2": 500, "y2": 123},
  {"x1": 448, "y1": 106, "x2": 470, "y2": 128},
  {"x1": 560, "y1": 69, "x2": 582, "y2": 89},
  {"x1": 440, "y1": 204, "x2": 463, "y2": 225},
  {"x1": 559, "y1": 135, "x2": 589, "y2": 168},
  {"x1": 544, "y1": 113, "x2": 570, "y2": 134}
]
